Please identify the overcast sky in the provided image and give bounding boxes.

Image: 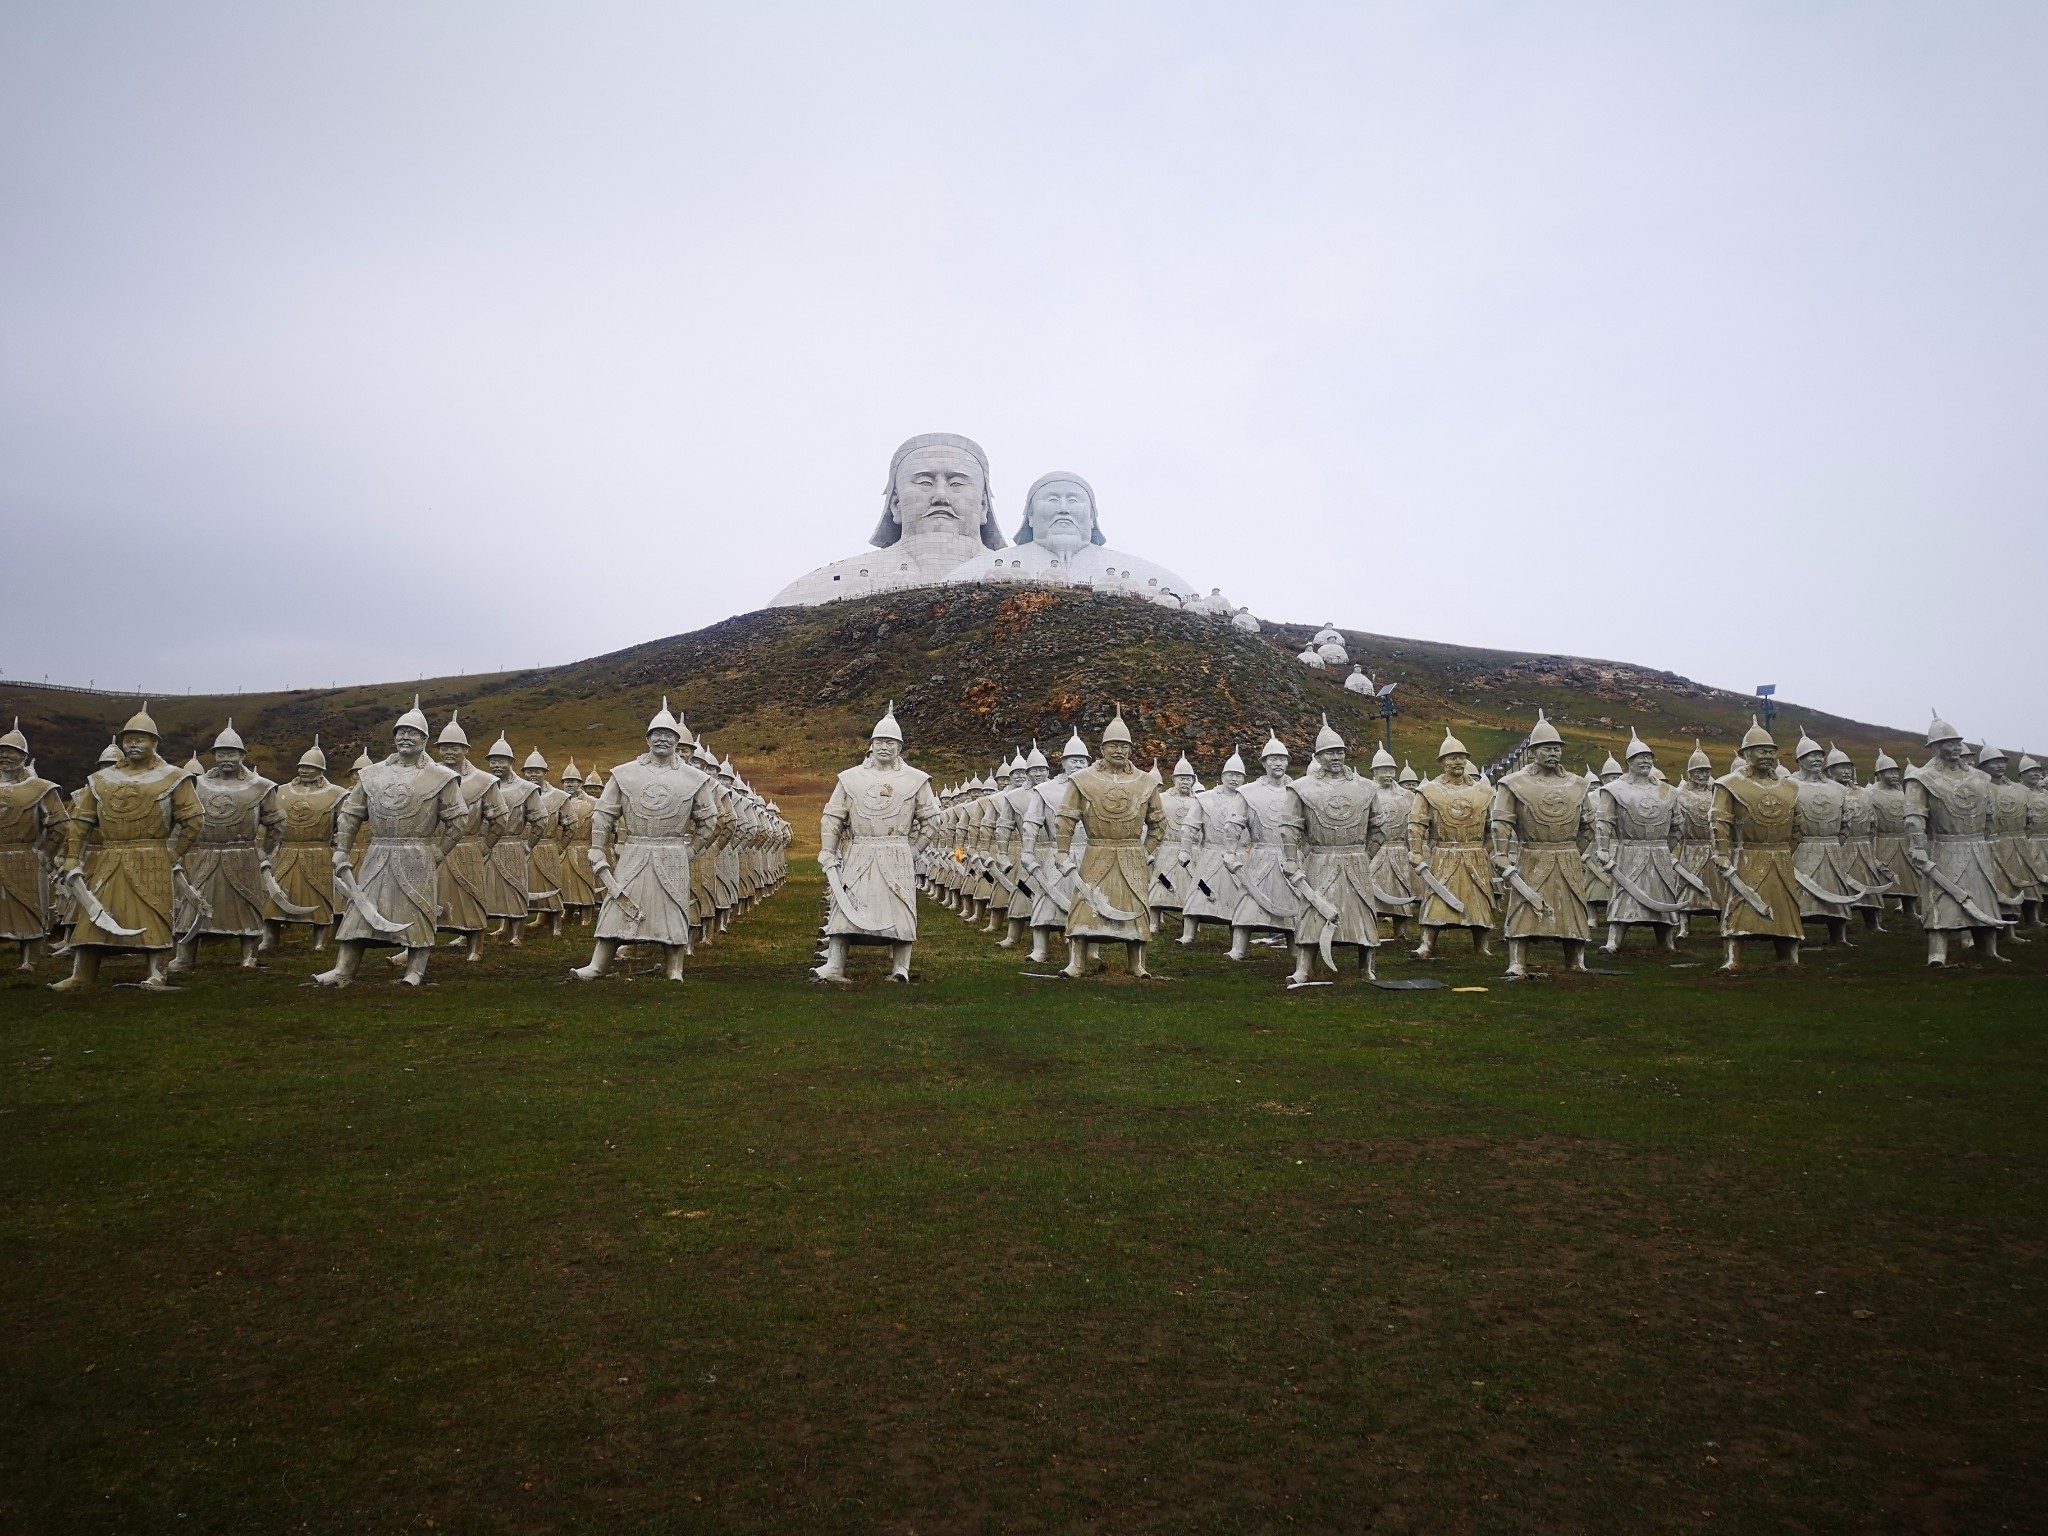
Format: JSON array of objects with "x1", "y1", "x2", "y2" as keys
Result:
[{"x1": 3, "y1": 2, "x2": 2043, "y2": 745}]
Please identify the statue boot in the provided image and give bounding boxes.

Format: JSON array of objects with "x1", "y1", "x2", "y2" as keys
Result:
[
  {"x1": 998, "y1": 918, "x2": 1024, "y2": 949},
  {"x1": 1178, "y1": 916, "x2": 1196, "y2": 947},
  {"x1": 1126, "y1": 941, "x2": 1151, "y2": 979},
  {"x1": 573, "y1": 938, "x2": 620, "y2": 981},
  {"x1": 1564, "y1": 939, "x2": 1589, "y2": 973},
  {"x1": 506, "y1": 918, "x2": 526, "y2": 949},
  {"x1": 888, "y1": 942, "x2": 913, "y2": 982},
  {"x1": 48, "y1": 948, "x2": 104, "y2": 990},
  {"x1": 1601, "y1": 921, "x2": 1627, "y2": 956},
  {"x1": 812, "y1": 936, "x2": 850, "y2": 984},
  {"x1": 168, "y1": 937, "x2": 197, "y2": 976},
  {"x1": 1028, "y1": 927, "x2": 1054, "y2": 964},
  {"x1": 1504, "y1": 937, "x2": 1530, "y2": 980},
  {"x1": 1977, "y1": 926, "x2": 2010, "y2": 962}
]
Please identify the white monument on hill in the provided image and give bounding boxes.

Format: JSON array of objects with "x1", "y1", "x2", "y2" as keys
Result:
[{"x1": 769, "y1": 437, "x2": 1197, "y2": 608}]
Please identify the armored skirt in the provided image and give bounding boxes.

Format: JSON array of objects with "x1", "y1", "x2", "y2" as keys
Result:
[
  {"x1": 1296, "y1": 846, "x2": 1380, "y2": 949},
  {"x1": 437, "y1": 837, "x2": 491, "y2": 932},
  {"x1": 1066, "y1": 839, "x2": 1153, "y2": 942},
  {"x1": 595, "y1": 836, "x2": 698, "y2": 947},
  {"x1": 556, "y1": 816, "x2": 598, "y2": 907},
  {"x1": 0, "y1": 848, "x2": 47, "y2": 941},
  {"x1": 528, "y1": 839, "x2": 564, "y2": 913},
  {"x1": 337, "y1": 839, "x2": 441, "y2": 948},
  {"x1": 1605, "y1": 839, "x2": 1689, "y2": 926},
  {"x1": 1417, "y1": 845, "x2": 1493, "y2": 930},
  {"x1": 268, "y1": 843, "x2": 337, "y2": 923},
  {"x1": 184, "y1": 843, "x2": 268, "y2": 937},
  {"x1": 1502, "y1": 843, "x2": 1591, "y2": 940},
  {"x1": 825, "y1": 835, "x2": 917, "y2": 944}
]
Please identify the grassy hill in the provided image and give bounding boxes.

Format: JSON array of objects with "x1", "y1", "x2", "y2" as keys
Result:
[{"x1": 2, "y1": 586, "x2": 1917, "y2": 824}]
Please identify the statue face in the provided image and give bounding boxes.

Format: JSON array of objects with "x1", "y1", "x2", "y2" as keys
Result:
[
  {"x1": 489, "y1": 755, "x2": 514, "y2": 778},
  {"x1": 1627, "y1": 755, "x2": 1654, "y2": 781},
  {"x1": 0, "y1": 746, "x2": 23, "y2": 772},
  {"x1": 1063, "y1": 754, "x2": 1089, "y2": 774},
  {"x1": 1798, "y1": 750, "x2": 1825, "y2": 776},
  {"x1": 521, "y1": 766, "x2": 545, "y2": 783},
  {"x1": 871, "y1": 738, "x2": 902, "y2": 769},
  {"x1": 1829, "y1": 763, "x2": 1855, "y2": 785},
  {"x1": 121, "y1": 732, "x2": 154, "y2": 763},
  {"x1": 435, "y1": 742, "x2": 465, "y2": 767},
  {"x1": 1174, "y1": 772, "x2": 1196, "y2": 792},
  {"x1": 1102, "y1": 741, "x2": 1132, "y2": 770},
  {"x1": 1372, "y1": 766, "x2": 1396, "y2": 787},
  {"x1": 2023, "y1": 767, "x2": 2046, "y2": 789},
  {"x1": 1262, "y1": 754, "x2": 1289, "y2": 782},
  {"x1": 294, "y1": 765, "x2": 321, "y2": 785},
  {"x1": 1221, "y1": 770, "x2": 1245, "y2": 789},
  {"x1": 1532, "y1": 744, "x2": 1563, "y2": 771},
  {"x1": 1687, "y1": 766, "x2": 1712, "y2": 786},
  {"x1": 1028, "y1": 765, "x2": 1049, "y2": 783},
  {"x1": 1315, "y1": 746, "x2": 1346, "y2": 774},
  {"x1": 1935, "y1": 740, "x2": 1964, "y2": 766},
  {"x1": 648, "y1": 730, "x2": 678, "y2": 762},
  {"x1": 212, "y1": 747, "x2": 246, "y2": 773},
  {"x1": 1745, "y1": 745, "x2": 1780, "y2": 774},
  {"x1": 394, "y1": 727, "x2": 427, "y2": 759},
  {"x1": 1010, "y1": 771, "x2": 1030, "y2": 788},
  {"x1": 1442, "y1": 752, "x2": 1471, "y2": 777},
  {"x1": 1876, "y1": 767, "x2": 1902, "y2": 786},
  {"x1": 891, "y1": 447, "x2": 984, "y2": 542},
  {"x1": 1984, "y1": 759, "x2": 2007, "y2": 781},
  {"x1": 1029, "y1": 479, "x2": 1095, "y2": 554}
]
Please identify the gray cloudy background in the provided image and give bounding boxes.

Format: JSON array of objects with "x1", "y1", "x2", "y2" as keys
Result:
[{"x1": 4, "y1": 2, "x2": 2044, "y2": 745}]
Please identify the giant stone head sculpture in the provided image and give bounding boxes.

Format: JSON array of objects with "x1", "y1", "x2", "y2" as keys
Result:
[{"x1": 869, "y1": 433, "x2": 1004, "y2": 552}]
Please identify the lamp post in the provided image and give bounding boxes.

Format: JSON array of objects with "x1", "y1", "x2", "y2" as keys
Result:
[
  {"x1": 1757, "y1": 684, "x2": 1778, "y2": 736},
  {"x1": 1376, "y1": 682, "x2": 1399, "y2": 751}
]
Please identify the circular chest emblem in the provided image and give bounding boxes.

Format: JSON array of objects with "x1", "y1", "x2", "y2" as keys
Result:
[
  {"x1": 1536, "y1": 788, "x2": 1575, "y2": 820},
  {"x1": 1099, "y1": 788, "x2": 1134, "y2": 819},
  {"x1": 1951, "y1": 786, "x2": 1980, "y2": 813},
  {"x1": 373, "y1": 781, "x2": 413, "y2": 816},
  {"x1": 100, "y1": 783, "x2": 154, "y2": 820},
  {"x1": 1445, "y1": 800, "x2": 1473, "y2": 822},
  {"x1": 1759, "y1": 792, "x2": 1784, "y2": 815},
  {"x1": 638, "y1": 782, "x2": 675, "y2": 816},
  {"x1": 1321, "y1": 796, "x2": 1361, "y2": 826},
  {"x1": 204, "y1": 792, "x2": 242, "y2": 824}
]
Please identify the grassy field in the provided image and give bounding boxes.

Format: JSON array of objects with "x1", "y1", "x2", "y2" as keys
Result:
[{"x1": 3, "y1": 874, "x2": 2044, "y2": 1534}]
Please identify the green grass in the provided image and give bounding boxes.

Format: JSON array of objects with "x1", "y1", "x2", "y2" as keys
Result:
[{"x1": 3, "y1": 877, "x2": 2044, "y2": 1533}]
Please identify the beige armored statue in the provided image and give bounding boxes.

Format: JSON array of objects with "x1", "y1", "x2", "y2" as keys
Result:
[
  {"x1": 1148, "y1": 753, "x2": 1201, "y2": 931},
  {"x1": 1828, "y1": 747, "x2": 1889, "y2": 933},
  {"x1": 1366, "y1": 743, "x2": 1418, "y2": 942},
  {"x1": 1407, "y1": 729, "x2": 1497, "y2": 958},
  {"x1": 262, "y1": 738, "x2": 348, "y2": 953},
  {"x1": 1054, "y1": 708, "x2": 1168, "y2": 978},
  {"x1": 51, "y1": 741, "x2": 120, "y2": 943},
  {"x1": 1021, "y1": 732, "x2": 1092, "y2": 965},
  {"x1": 1904, "y1": 714, "x2": 2011, "y2": 965},
  {"x1": 1979, "y1": 745, "x2": 2040, "y2": 929},
  {"x1": 2024, "y1": 754, "x2": 2048, "y2": 929},
  {"x1": 521, "y1": 749, "x2": 570, "y2": 937},
  {"x1": 1592, "y1": 732, "x2": 1692, "y2": 954},
  {"x1": 771, "y1": 433, "x2": 1007, "y2": 606},
  {"x1": 1490, "y1": 713, "x2": 1594, "y2": 979},
  {"x1": 554, "y1": 760, "x2": 599, "y2": 922},
  {"x1": 1786, "y1": 729, "x2": 1862, "y2": 947},
  {"x1": 1230, "y1": 730, "x2": 1303, "y2": 958},
  {"x1": 432, "y1": 712, "x2": 506, "y2": 961},
  {"x1": 815, "y1": 702, "x2": 941, "y2": 983},
  {"x1": 1710, "y1": 718, "x2": 1805, "y2": 971},
  {"x1": 1286, "y1": 716, "x2": 1393, "y2": 984},
  {"x1": 480, "y1": 733, "x2": 544, "y2": 947},
  {"x1": 347, "y1": 750, "x2": 375, "y2": 869},
  {"x1": 573, "y1": 700, "x2": 722, "y2": 983},
  {"x1": 946, "y1": 471, "x2": 1195, "y2": 601},
  {"x1": 1864, "y1": 750, "x2": 1918, "y2": 921},
  {"x1": 314, "y1": 697, "x2": 468, "y2": 988},
  {"x1": 0, "y1": 720, "x2": 66, "y2": 970},
  {"x1": 1670, "y1": 741, "x2": 1723, "y2": 938},
  {"x1": 170, "y1": 720, "x2": 286, "y2": 976},
  {"x1": 1178, "y1": 748, "x2": 1250, "y2": 948},
  {"x1": 1581, "y1": 756, "x2": 1623, "y2": 916},
  {"x1": 993, "y1": 751, "x2": 1040, "y2": 949},
  {"x1": 51, "y1": 704, "x2": 203, "y2": 990}
]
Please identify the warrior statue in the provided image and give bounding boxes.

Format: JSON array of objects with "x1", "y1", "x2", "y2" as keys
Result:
[
  {"x1": 1054, "y1": 708, "x2": 1168, "y2": 978},
  {"x1": 1592, "y1": 732, "x2": 1691, "y2": 954},
  {"x1": 1230, "y1": 730, "x2": 1303, "y2": 959},
  {"x1": 171, "y1": 720, "x2": 285, "y2": 976},
  {"x1": 1366, "y1": 744, "x2": 1417, "y2": 942},
  {"x1": 432, "y1": 712, "x2": 506, "y2": 962},
  {"x1": 347, "y1": 750, "x2": 375, "y2": 869},
  {"x1": 1582, "y1": 755, "x2": 1623, "y2": 918},
  {"x1": 51, "y1": 741, "x2": 121, "y2": 946},
  {"x1": 522, "y1": 749, "x2": 571, "y2": 937},
  {"x1": 1710, "y1": 718, "x2": 1806, "y2": 971},
  {"x1": 1407, "y1": 729, "x2": 1497, "y2": 958},
  {"x1": 1021, "y1": 732, "x2": 1091, "y2": 965},
  {"x1": 1904, "y1": 715, "x2": 2011, "y2": 965},
  {"x1": 1148, "y1": 753, "x2": 1201, "y2": 932},
  {"x1": 0, "y1": 720, "x2": 66, "y2": 970},
  {"x1": 1864, "y1": 750, "x2": 1918, "y2": 922},
  {"x1": 1490, "y1": 713, "x2": 1593, "y2": 979},
  {"x1": 1286, "y1": 716, "x2": 1391, "y2": 984},
  {"x1": 2023, "y1": 754, "x2": 2048, "y2": 928},
  {"x1": 688, "y1": 741, "x2": 722, "y2": 945},
  {"x1": 995, "y1": 746, "x2": 1046, "y2": 949},
  {"x1": 573, "y1": 699, "x2": 722, "y2": 983},
  {"x1": 554, "y1": 761, "x2": 598, "y2": 924},
  {"x1": 313, "y1": 697, "x2": 468, "y2": 988},
  {"x1": 1787, "y1": 729, "x2": 1860, "y2": 947},
  {"x1": 1980, "y1": 745, "x2": 2040, "y2": 930},
  {"x1": 815, "y1": 702, "x2": 941, "y2": 983},
  {"x1": 1178, "y1": 749, "x2": 1250, "y2": 949},
  {"x1": 480, "y1": 733, "x2": 545, "y2": 947},
  {"x1": 262, "y1": 737, "x2": 348, "y2": 954},
  {"x1": 1828, "y1": 747, "x2": 1889, "y2": 933},
  {"x1": 1670, "y1": 742, "x2": 1723, "y2": 939}
]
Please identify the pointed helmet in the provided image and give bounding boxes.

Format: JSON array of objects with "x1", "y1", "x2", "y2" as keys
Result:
[
  {"x1": 1437, "y1": 729, "x2": 1468, "y2": 760},
  {"x1": 487, "y1": 732, "x2": 516, "y2": 760},
  {"x1": 1061, "y1": 729, "x2": 1089, "y2": 761},
  {"x1": 1314, "y1": 713, "x2": 1345, "y2": 753},
  {"x1": 0, "y1": 719, "x2": 25, "y2": 754},
  {"x1": 1823, "y1": 744, "x2": 1852, "y2": 770},
  {"x1": 1101, "y1": 706, "x2": 1133, "y2": 746},
  {"x1": 1222, "y1": 747, "x2": 1248, "y2": 777},
  {"x1": 523, "y1": 747, "x2": 548, "y2": 770},
  {"x1": 1172, "y1": 752, "x2": 1197, "y2": 779},
  {"x1": 1977, "y1": 742, "x2": 2008, "y2": 765},
  {"x1": 2017, "y1": 752, "x2": 2039, "y2": 774},
  {"x1": 437, "y1": 710, "x2": 469, "y2": 748},
  {"x1": 1687, "y1": 738, "x2": 1711, "y2": 771},
  {"x1": 213, "y1": 718, "x2": 245, "y2": 751},
  {"x1": 352, "y1": 750, "x2": 374, "y2": 772},
  {"x1": 1527, "y1": 710, "x2": 1562, "y2": 747},
  {"x1": 1926, "y1": 711, "x2": 1962, "y2": 746},
  {"x1": 562, "y1": 758, "x2": 583, "y2": 783},
  {"x1": 1261, "y1": 728, "x2": 1289, "y2": 760},
  {"x1": 1600, "y1": 753, "x2": 1624, "y2": 777},
  {"x1": 298, "y1": 736, "x2": 327, "y2": 770},
  {"x1": 1399, "y1": 760, "x2": 1419, "y2": 785},
  {"x1": 647, "y1": 696, "x2": 682, "y2": 736},
  {"x1": 184, "y1": 752, "x2": 204, "y2": 774},
  {"x1": 1146, "y1": 758, "x2": 1163, "y2": 786},
  {"x1": 396, "y1": 694, "x2": 430, "y2": 735},
  {"x1": 120, "y1": 701, "x2": 159, "y2": 738},
  {"x1": 1739, "y1": 715, "x2": 1775, "y2": 750},
  {"x1": 1025, "y1": 739, "x2": 1048, "y2": 770},
  {"x1": 871, "y1": 700, "x2": 903, "y2": 742},
  {"x1": 1370, "y1": 743, "x2": 1396, "y2": 770},
  {"x1": 1872, "y1": 748, "x2": 1898, "y2": 773},
  {"x1": 98, "y1": 740, "x2": 121, "y2": 765},
  {"x1": 1624, "y1": 730, "x2": 1652, "y2": 761},
  {"x1": 1793, "y1": 727, "x2": 1823, "y2": 760}
]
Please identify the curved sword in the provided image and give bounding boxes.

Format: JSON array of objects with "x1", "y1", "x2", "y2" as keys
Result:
[
  {"x1": 1605, "y1": 863, "x2": 1693, "y2": 916},
  {"x1": 331, "y1": 863, "x2": 412, "y2": 936},
  {"x1": 1411, "y1": 861, "x2": 1466, "y2": 917},
  {"x1": 1794, "y1": 868, "x2": 1865, "y2": 908},
  {"x1": 63, "y1": 869, "x2": 145, "y2": 939},
  {"x1": 261, "y1": 866, "x2": 318, "y2": 919}
]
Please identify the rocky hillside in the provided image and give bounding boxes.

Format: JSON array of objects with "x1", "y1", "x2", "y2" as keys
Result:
[{"x1": 3, "y1": 585, "x2": 1915, "y2": 795}]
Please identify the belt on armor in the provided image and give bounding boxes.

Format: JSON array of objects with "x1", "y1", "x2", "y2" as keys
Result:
[
  {"x1": 1518, "y1": 840, "x2": 1581, "y2": 849},
  {"x1": 1428, "y1": 839, "x2": 1485, "y2": 848},
  {"x1": 1615, "y1": 837, "x2": 1670, "y2": 847},
  {"x1": 625, "y1": 835, "x2": 692, "y2": 846},
  {"x1": 200, "y1": 840, "x2": 259, "y2": 850},
  {"x1": 1929, "y1": 833, "x2": 1991, "y2": 845},
  {"x1": 370, "y1": 836, "x2": 437, "y2": 846},
  {"x1": 1084, "y1": 838, "x2": 1147, "y2": 849}
]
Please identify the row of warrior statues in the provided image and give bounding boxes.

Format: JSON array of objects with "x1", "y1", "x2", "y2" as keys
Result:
[
  {"x1": 829, "y1": 703, "x2": 2046, "y2": 983},
  {"x1": 0, "y1": 699, "x2": 789, "y2": 989}
]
